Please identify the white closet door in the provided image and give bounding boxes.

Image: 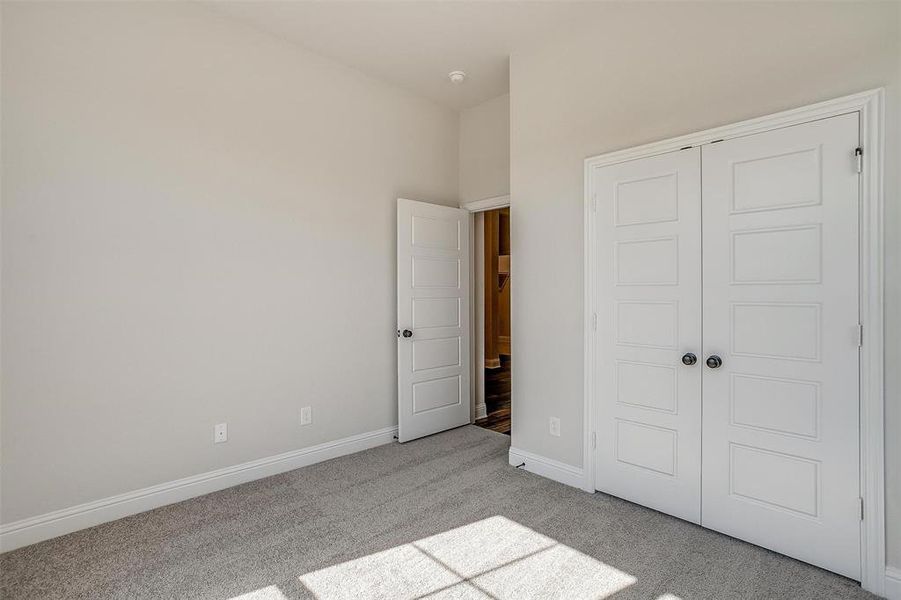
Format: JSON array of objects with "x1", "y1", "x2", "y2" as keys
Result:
[
  {"x1": 701, "y1": 113, "x2": 861, "y2": 579},
  {"x1": 592, "y1": 148, "x2": 702, "y2": 523}
]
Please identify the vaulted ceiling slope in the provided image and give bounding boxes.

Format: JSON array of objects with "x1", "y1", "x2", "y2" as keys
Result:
[{"x1": 203, "y1": 1, "x2": 606, "y2": 111}]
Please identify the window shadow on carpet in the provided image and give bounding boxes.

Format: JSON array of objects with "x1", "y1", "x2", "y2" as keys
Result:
[{"x1": 228, "y1": 516, "x2": 638, "y2": 600}]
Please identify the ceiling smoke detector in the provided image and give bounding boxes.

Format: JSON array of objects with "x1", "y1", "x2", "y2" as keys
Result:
[{"x1": 448, "y1": 70, "x2": 467, "y2": 84}]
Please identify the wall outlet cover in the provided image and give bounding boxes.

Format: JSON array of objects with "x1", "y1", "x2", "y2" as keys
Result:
[
  {"x1": 214, "y1": 423, "x2": 228, "y2": 444},
  {"x1": 549, "y1": 417, "x2": 561, "y2": 437},
  {"x1": 300, "y1": 406, "x2": 312, "y2": 426}
]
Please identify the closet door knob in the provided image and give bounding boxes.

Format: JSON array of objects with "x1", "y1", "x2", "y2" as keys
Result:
[
  {"x1": 681, "y1": 353, "x2": 697, "y2": 366},
  {"x1": 706, "y1": 355, "x2": 723, "y2": 369},
  {"x1": 402, "y1": 329, "x2": 413, "y2": 338}
]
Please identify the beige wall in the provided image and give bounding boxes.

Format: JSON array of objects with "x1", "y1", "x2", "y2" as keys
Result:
[
  {"x1": 459, "y1": 94, "x2": 510, "y2": 419},
  {"x1": 459, "y1": 94, "x2": 510, "y2": 204},
  {"x1": 508, "y1": 1, "x2": 901, "y2": 567},
  {"x1": 0, "y1": 1, "x2": 458, "y2": 524}
]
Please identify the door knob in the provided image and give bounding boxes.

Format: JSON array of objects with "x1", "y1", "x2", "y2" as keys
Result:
[
  {"x1": 402, "y1": 329, "x2": 413, "y2": 338},
  {"x1": 706, "y1": 355, "x2": 723, "y2": 369},
  {"x1": 681, "y1": 353, "x2": 697, "y2": 366}
]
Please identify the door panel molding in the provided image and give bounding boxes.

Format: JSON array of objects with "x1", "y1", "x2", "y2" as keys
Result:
[
  {"x1": 702, "y1": 113, "x2": 861, "y2": 578},
  {"x1": 593, "y1": 147, "x2": 702, "y2": 524},
  {"x1": 583, "y1": 89, "x2": 885, "y2": 594}
]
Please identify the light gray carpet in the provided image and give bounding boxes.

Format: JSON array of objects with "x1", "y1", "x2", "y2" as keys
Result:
[{"x1": 0, "y1": 425, "x2": 874, "y2": 600}]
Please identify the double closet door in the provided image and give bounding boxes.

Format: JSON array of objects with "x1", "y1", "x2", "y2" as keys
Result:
[{"x1": 592, "y1": 113, "x2": 861, "y2": 579}]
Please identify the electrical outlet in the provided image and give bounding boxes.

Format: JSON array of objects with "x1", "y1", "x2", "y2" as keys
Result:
[
  {"x1": 214, "y1": 423, "x2": 228, "y2": 444},
  {"x1": 549, "y1": 417, "x2": 560, "y2": 437},
  {"x1": 300, "y1": 406, "x2": 312, "y2": 426}
]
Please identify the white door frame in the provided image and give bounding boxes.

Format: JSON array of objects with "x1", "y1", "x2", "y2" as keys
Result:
[
  {"x1": 462, "y1": 195, "x2": 511, "y2": 421},
  {"x1": 583, "y1": 89, "x2": 885, "y2": 594}
]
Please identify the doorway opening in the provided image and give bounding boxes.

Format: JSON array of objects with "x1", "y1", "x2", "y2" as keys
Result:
[{"x1": 474, "y1": 207, "x2": 511, "y2": 435}]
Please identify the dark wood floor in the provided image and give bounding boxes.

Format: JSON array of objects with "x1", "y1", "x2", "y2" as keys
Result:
[{"x1": 475, "y1": 355, "x2": 510, "y2": 435}]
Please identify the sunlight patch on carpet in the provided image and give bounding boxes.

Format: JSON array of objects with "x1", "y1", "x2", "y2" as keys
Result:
[
  {"x1": 228, "y1": 585, "x2": 288, "y2": 600},
  {"x1": 298, "y1": 515, "x2": 636, "y2": 599}
]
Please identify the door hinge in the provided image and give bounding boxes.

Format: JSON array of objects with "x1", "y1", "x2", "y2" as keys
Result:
[
  {"x1": 857, "y1": 323, "x2": 863, "y2": 348},
  {"x1": 591, "y1": 193, "x2": 598, "y2": 213},
  {"x1": 859, "y1": 497, "x2": 865, "y2": 520},
  {"x1": 591, "y1": 431, "x2": 597, "y2": 450},
  {"x1": 855, "y1": 147, "x2": 863, "y2": 173},
  {"x1": 592, "y1": 313, "x2": 598, "y2": 331}
]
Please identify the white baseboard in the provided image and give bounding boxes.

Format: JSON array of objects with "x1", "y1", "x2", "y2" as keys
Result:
[
  {"x1": 508, "y1": 447, "x2": 585, "y2": 490},
  {"x1": 475, "y1": 402, "x2": 488, "y2": 420},
  {"x1": 0, "y1": 426, "x2": 397, "y2": 553},
  {"x1": 885, "y1": 566, "x2": 901, "y2": 600}
]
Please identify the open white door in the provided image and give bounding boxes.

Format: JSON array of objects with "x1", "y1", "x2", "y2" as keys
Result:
[{"x1": 397, "y1": 198, "x2": 470, "y2": 443}]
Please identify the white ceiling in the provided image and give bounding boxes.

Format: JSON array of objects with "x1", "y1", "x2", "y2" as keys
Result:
[{"x1": 204, "y1": 1, "x2": 603, "y2": 111}]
